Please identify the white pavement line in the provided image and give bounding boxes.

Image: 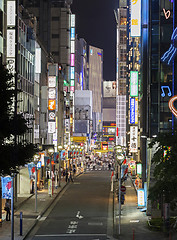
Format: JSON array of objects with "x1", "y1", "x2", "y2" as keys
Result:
[
  {"x1": 88, "y1": 222, "x2": 103, "y2": 226},
  {"x1": 36, "y1": 215, "x2": 41, "y2": 220},
  {"x1": 130, "y1": 220, "x2": 140, "y2": 223},
  {"x1": 39, "y1": 216, "x2": 47, "y2": 221},
  {"x1": 35, "y1": 234, "x2": 107, "y2": 237}
]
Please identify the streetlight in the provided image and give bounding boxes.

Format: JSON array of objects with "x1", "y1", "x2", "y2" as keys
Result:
[
  {"x1": 33, "y1": 154, "x2": 40, "y2": 212},
  {"x1": 48, "y1": 148, "x2": 54, "y2": 196},
  {"x1": 58, "y1": 145, "x2": 63, "y2": 187}
]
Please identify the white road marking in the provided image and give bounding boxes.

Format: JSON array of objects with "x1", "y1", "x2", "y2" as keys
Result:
[
  {"x1": 35, "y1": 234, "x2": 107, "y2": 237},
  {"x1": 88, "y1": 222, "x2": 103, "y2": 226},
  {"x1": 130, "y1": 220, "x2": 140, "y2": 223},
  {"x1": 39, "y1": 216, "x2": 47, "y2": 221}
]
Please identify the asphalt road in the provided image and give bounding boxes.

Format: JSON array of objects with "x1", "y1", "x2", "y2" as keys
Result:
[{"x1": 28, "y1": 170, "x2": 112, "y2": 240}]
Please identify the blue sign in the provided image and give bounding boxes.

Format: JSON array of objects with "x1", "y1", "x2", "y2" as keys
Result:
[
  {"x1": 37, "y1": 161, "x2": 42, "y2": 169},
  {"x1": 70, "y1": 67, "x2": 75, "y2": 79},
  {"x1": 71, "y1": 28, "x2": 75, "y2": 40},
  {"x1": 130, "y1": 98, "x2": 135, "y2": 124},
  {"x1": 1, "y1": 176, "x2": 12, "y2": 199},
  {"x1": 161, "y1": 86, "x2": 172, "y2": 97}
]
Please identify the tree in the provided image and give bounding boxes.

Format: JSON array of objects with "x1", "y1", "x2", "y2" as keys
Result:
[
  {"x1": 148, "y1": 127, "x2": 177, "y2": 210},
  {"x1": 0, "y1": 64, "x2": 37, "y2": 175}
]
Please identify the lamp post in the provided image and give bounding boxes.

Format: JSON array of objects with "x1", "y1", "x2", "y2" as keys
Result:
[
  {"x1": 48, "y1": 148, "x2": 54, "y2": 196},
  {"x1": 58, "y1": 145, "x2": 63, "y2": 187},
  {"x1": 34, "y1": 154, "x2": 40, "y2": 213},
  {"x1": 114, "y1": 145, "x2": 125, "y2": 235}
]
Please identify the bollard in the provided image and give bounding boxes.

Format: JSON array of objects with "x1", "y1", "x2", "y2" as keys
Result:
[
  {"x1": 133, "y1": 229, "x2": 135, "y2": 240},
  {"x1": 20, "y1": 212, "x2": 23, "y2": 236}
]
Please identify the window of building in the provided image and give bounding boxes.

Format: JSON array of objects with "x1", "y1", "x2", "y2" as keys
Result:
[{"x1": 52, "y1": 34, "x2": 59, "y2": 38}]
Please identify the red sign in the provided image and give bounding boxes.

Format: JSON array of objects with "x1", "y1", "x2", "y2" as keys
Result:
[{"x1": 121, "y1": 185, "x2": 126, "y2": 192}]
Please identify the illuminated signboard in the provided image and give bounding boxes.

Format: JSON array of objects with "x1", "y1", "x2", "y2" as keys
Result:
[
  {"x1": 71, "y1": 41, "x2": 75, "y2": 53},
  {"x1": 130, "y1": 71, "x2": 138, "y2": 97},
  {"x1": 48, "y1": 122, "x2": 56, "y2": 133},
  {"x1": 130, "y1": 98, "x2": 135, "y2": 124},
  {"x1": 48, "y1": 111, "x2": 56, "y2": 121},
  {"x1": 135, "y1": 97, "x2": 138, "y2": 124},
  {"x1": 48, "y1": 76, "x2": 56, "y2": 88},
  {"x1": 137, "y1": 163, "x2": 142, "y2": 175},
  {"x1": 35, "y1": 48, "x2": 41, "y2": 74},
  {"x1": 131, "y1": 0, "x2": 141, "y2": 37},
  {"x1": 169, "y1": 95, "x2": 177, "y2": 118},
  {"x1": 130, "y1": 126, "x2": 138, "y2": 153},
  {"x1": 48, "y1": 88, "x2": 56, "y2": 99},
  {"x1": 71, "y1": 14, "x2": 75, "y2": 27},
  {"x1": 48, "y1": 100, "x2": 56, "y2": 111},
  {"x1": 137, "y1": 189, "x2": 145, "y2": 207},
  {"x1": 71, "y1": 28, "x2": 75, "y2": 40},
  {"x1": 70, "y1": 67, "x2": 75, "y2": 79},
  {"x1": 70, "y1": 80, "x2": 75, "y2": 87},
  {"x1": 71, "y1": 53, "x2": 75, "y2": 66},
  {"x1": 7, "y1": 1, "x2": 15, "y2": 26},
  {"x1": 7, "y1": 29, "x2": 15, "y2": 57}
]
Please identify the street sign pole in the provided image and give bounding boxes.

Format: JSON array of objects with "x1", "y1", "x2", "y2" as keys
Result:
[{"x1": 11, "y1": 174, "x2": 14, "y2": 240}]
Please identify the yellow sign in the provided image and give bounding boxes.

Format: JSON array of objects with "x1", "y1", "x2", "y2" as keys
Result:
[{"x1": 72, "y1": 136, "x2": 87, "y2": 142}]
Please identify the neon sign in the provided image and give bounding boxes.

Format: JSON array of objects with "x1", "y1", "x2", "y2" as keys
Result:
[
  {"x1": 161, "y1": 86, "x2": 172, "y2": 97},
  {"x1": 169, "y1": 95, "x2": 177, "y2": 118},
  {"x1": 161, "y1": 27, "x2": 177, "y2": 65},
  {"x1": 163, "y1": 8, "x2": 171, "y2": 19}
]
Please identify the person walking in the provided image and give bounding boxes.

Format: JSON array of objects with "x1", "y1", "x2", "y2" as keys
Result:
[{"x1": 5, "y1": 200, "x2": 10, "y2": 221}]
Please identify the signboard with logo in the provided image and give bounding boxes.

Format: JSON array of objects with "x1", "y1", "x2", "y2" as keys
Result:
[
  {"x1": 137, "y1": 189, "x2": 145, "y2": 207},
  {"x1": 1, "y1": 176, "x2": 12, "y2": 199},
  {"x1": 130, "y1": 126, "x2": 138, "y2": 152},
  {"x1": 130, "y1": 71, "x2": 138, "y2": 97},
  {"x1": 131, "y1": 0, "x2": 141, "y2": 37}
]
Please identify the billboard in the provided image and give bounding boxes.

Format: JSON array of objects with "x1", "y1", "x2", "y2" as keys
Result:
[
  {"x1": 130, "y1": 71, "x2": 138, "y2": 97},
  {"x1": 137, "y1": 189, "x2": 145, "y2": 207},
  {"x1": 130, "y1": 125, "x2": 138, "y2": 152},
  {"x1": 130, "y1": 98, "x2": 135, "y2": 124},
  {"x1": 131, "y1": 0, "x2": 141, "y2": 37},
  {"x1": 103, "y1": 81, "x2": 116, "y2": 97}
]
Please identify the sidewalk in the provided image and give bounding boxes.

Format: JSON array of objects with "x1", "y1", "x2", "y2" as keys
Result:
[
  {"x1": 0, "y1": 176, "x2": 73, "y2": 240},
  {"x1": 114, "y1": 176, "x2": 177, "y2": 240}
]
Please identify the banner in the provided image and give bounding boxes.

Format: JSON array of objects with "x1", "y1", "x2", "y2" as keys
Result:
[{"x1": 1, "y1": 176, "x2": 12, "y2": 199}]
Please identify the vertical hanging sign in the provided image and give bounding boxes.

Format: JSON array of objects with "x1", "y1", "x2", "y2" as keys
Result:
[{"x1": 131, "y1": 0, "x2": 141, "y2": 37}]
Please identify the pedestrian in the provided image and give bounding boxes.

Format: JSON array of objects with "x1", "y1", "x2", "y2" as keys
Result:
[
  {"x1": 5, "y1": 200, "x2": 10, "y2": 221},
  {"x1": 69, "y1": 171, "x2": 74, "y2": 182}
]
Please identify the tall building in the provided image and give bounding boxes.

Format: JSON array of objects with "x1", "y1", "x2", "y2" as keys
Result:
[
  {"x1": 88, "y1": 45, "x2": 103, "y2": 133},
  {"x1": 115, "y1": 1, "x2": 127, "y2": 147},
  {"x1": 21, "y1": 0, "x2": 73, "y2": 146}
]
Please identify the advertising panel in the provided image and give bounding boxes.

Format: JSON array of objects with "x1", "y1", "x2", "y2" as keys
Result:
[
  {"x1": 48, "y1": 76, "x2": 56, "y2": 88},
  {"x1": 48, "y1": 111, "x2": 56, "y2": 121},
  {"x1": 71, "y1": 27, "x2": 75, "y2": 40},
  {"x1": 71, "y1": 53, "x2": 75, "y2": 66},
  {"x1": 130, "y1": 98, "x2": 135, "y2": 124},
  {"x1": 135, "y1": 97, "x2": 138, "y2": 124},
  {"x1": 48, "y1": 100, "x2": 56, "y2": 111},
  {"x1": 70, "y1": 67, "x2": 75, "y2": 79},
  {"x1": 48, "y1": 122, "x2": 56, "y2": 133},
  {"x1": 48, "y1": 88, "x2": 56, "y2": 99},
  {"x1": 137, "y1": 189, "x2": 145, "y2": 207},
  {"x1": 35, "y1": 48, "x2": 41, "y2": 74},
  {"x1": 71, "y1": 14, "x2": 75, "y2": 27},
  {"x1": 103, "y1": 81, "x2": 116, "y2": 97},
  {"x1": 130, "y1": 125, "x2": 138, "y2": 152},
  {"x1": 7, "y1": 1, "x2": 15, "y2": 26},
  {"x1": 130, "y1": 71, "x2": 138, "y2": 97},
  {"x1": 7, "y1": 29, "x2": 15, "y2": 58},
  {"x1": 1, "y1": 176, "x2": 12, "y2": 199},
  {"x1": 131, "y1": 0, "x2": 141, "y2": 37}
]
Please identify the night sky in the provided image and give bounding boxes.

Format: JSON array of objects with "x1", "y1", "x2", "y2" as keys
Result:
[{"x1": 71, "y1": 0, "x2": 118, "y2": 81}]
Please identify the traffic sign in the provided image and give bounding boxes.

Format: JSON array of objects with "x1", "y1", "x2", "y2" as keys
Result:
[{"x1": 121, "y1": 185, "x2": 126, "y2": 192}]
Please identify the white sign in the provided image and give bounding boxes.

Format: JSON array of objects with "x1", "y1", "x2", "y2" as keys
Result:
[
  {"x1": 48, "y1": 88, "x2": 56, "y2": 99},
  {"x1": 130, "y1": 125, "x2": 138, "y2": 152},
  {"x1": 71, "y1": 14, "x2": 75, "y2": 27},
  {"x1": 35, "y1": 48, "x2": 41, "y2": 74},
  {"x1": 131, "y1": 0, "x2": 141, "y2": 37},
  {"x1": 48, "y1": 122, "x2": 56, "y2": 133},
  {"x1": 137, "y1": 189, "x2": 145, "y2": 207},
  {"x1": 130, "y1": 71, "x2": 138, "y2": 97},
  {"x1": 7, "y1": 1, "x2": 16, "y2": 27},
  {"x1": 48, "y1": 76, "x2": 56, "y2": 88},
  {"x1": 103, "y1": 81, "x2": 116, "y2": 97},
  {"x1": 71, "y1": 41, "x2": 75, "y2": 54},
  {"x1": 65, "y1": 119, "x2": 70, "y2": 133},
  {"x1": 7, "y1": 29, "x2": 15, "y2": 58}
]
